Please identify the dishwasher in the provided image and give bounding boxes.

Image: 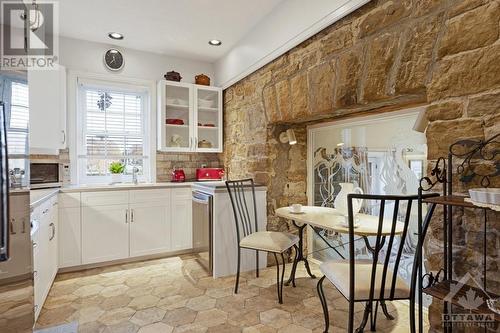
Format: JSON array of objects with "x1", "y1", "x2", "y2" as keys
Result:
[{"x1": 192, "y1": 190, "x2": 213, "y2": 274}]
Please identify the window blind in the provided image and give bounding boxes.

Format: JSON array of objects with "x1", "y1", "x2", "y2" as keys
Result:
[
  {"x1": 7, "y1": 81, "x2": 29, "y2": 155},
  {"x1": 78, "y1": 84, "x2": 148, "y2": 179}
]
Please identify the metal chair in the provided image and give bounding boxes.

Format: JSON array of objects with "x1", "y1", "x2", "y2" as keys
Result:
[
  {"x1": 226, "y1": 178, "x2": 299, "y2": 304},
  {"x1": 316, "y1": 193, "x2": 438, "y2": 332}
]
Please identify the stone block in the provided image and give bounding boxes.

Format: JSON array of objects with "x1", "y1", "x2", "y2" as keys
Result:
[
  {"x1": 438, "y1": 2, "x2": 499, "y2": 59},
  {"x1": 334, "y1": 45, "x2": 363, "y2": 108},
  {"x1": 319, "y1": 24, "x2": 353, "y2": 58},
  {"x1": 275, "y1": 80, "x2": 292, "y2": 121},
  {"x1": 467, "y1": 91, "x2": 500, "y2": 117},
  {"x1": 362, "y1": 32, "x2": 400, "y2": 101},
  {"x1": 290, "y1": 71, "x2": 309, "y2": 120},
  {"x1": 262, "y1": 84, "x2": 280, "y2": 123},
  {"x1": 426, "y1": 118, "x2": 484, "y2": 159},
  {"x1": 395, "y1": 14, "x2": 441, "y2": 94},
  {"x1": 411, "y1": 0, "x2": 446, "y2": 17},
  {"x1": 426, "y1": 101, "x2": 463, "y2": 121},
  {"x1": 355, "y1": 0, "x2": 412, "y2": 38},
  {"x1": 428, "y1": 44, "x2": 500, "y2": 101},
  {"x1": 448, "y1": 0, "x2": 490, "y2": 18},
  {"x1": 308, "y1": 61, "x2": 335, "y2": 116}
]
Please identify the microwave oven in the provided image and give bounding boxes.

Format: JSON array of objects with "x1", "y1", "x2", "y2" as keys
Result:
[{"x1": 30, "y1": 162, "x2": 70, "y2": 188}]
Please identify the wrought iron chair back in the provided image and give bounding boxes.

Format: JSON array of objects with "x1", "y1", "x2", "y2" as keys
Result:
[
  {"x1": 347, "y1": 193, "x2": 417, "y2": 303},
  {"x1": 225, "y1": 178, "x2": 259, "y2": 242},
  {"x1": 316, "y1": 192, "x2": 438, "y2": 332}
]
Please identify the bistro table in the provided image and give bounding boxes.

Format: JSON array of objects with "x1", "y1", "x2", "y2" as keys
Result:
[{"x1": 275, "y1": 206, "x2": 405, "y2": 286}]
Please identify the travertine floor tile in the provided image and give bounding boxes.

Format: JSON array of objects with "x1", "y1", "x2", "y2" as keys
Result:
[{"x1": 36, "y1": 254, "x2": 428, "y2": 332}]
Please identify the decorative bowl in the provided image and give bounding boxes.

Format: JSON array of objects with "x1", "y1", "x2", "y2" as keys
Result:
[{"x1": 469, "y1": 188, "x2": 500, "y2": 205}]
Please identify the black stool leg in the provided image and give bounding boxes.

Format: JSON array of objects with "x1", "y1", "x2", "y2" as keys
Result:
[
  {"x1": 356, "y1": 302, "x2": 370, "y2": 333},
  {"x1": 289, "y1": 245, "x2": 299, "y2": 287},
  {"x1": 235, "y1": 246, "x2": 241, "y2": 294},
  {"x1": 317, "y1": 275, "x2": 329, "y2": 333},
  {"x1": 256, "y1": 250, "x2": 259, "y2": 278},
  {"x1": 380, "y1": 301, "x2": 394, "y2": 320}
]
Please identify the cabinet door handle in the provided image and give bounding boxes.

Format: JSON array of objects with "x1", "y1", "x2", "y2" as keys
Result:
[
  {"x1": 131, "y1": 209, "x2": 134, "y2": 222},
  {"x1": 9, "y1": 218, "x2": 16, "y2": 235},
  {"x1": 61, "y1": 130, "x2": 66, "y2": 144},
  {"x1": 32, "y1": 242, "x2": 37, "y2": 248},
  {"x1": 125, "y1": 209, "x2": 129, "y2": 223},
  {"x1": 49, "y1": 223, "x2": 55, "y2": 241},
  {"x1": 21, "y1": 218, "x2": 26, "y2": 234},
  {"x1": 42, "y1": 208, "x2": 49, "y2": 215}
]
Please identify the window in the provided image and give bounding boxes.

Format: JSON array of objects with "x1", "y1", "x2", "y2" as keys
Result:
[
  {"x1": 77, "y1": 80, "x2": 150, "y2": 184},
  {"x1": 0, "y1": 76, "x2": 29, "y2": 156}
]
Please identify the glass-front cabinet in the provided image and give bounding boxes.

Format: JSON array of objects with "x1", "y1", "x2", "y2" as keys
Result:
[{"x1": 158, "y1": 81, "x2": 222, "y2": 152}]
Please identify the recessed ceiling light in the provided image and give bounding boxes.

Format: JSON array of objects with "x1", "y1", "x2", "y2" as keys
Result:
[
  {"x1": 108, "y1": 32, "x2": 124, "y2": 40},
  {"x1": 208, "y1": 39, "x2": 222, "y2": 46}
]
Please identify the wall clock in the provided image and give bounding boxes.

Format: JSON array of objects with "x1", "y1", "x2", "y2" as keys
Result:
[{"x1": 104, "y1": 49, "x2": 124, "y2": 71}]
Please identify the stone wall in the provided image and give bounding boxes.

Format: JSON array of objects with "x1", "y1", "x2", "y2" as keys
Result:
[{"x1": 223, "y1": 0, "x2": 500, "y2": 330}]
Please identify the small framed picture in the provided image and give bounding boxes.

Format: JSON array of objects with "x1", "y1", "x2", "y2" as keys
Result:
[{"x1": 409, "y1": 160, "x2": 424, "y2": 179}]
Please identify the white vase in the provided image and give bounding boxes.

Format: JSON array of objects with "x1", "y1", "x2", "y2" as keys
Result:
[
  {"x1": 333, "y1": 182, "x2": 364, "y2": 216},
  {"x1": 111, "y1": 173, "x2": 122, "y2": 184}
]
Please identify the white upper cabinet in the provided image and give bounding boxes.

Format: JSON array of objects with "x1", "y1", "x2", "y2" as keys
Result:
[
  {"x1": 158, "y1": 81, "x2": 222, "y2": 153},
  {"x1": 28, "y1": 65, "x2": 67, "y2": 154}
]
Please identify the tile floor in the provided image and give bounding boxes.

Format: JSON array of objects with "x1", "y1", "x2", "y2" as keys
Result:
[{"x1": 35, "y1": 253, "x2": 428, "y2": 332}]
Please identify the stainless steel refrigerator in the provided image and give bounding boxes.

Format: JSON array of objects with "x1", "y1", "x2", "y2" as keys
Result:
[{"x1": 0, "y1": 99, "x2": 34, "y2": 331}]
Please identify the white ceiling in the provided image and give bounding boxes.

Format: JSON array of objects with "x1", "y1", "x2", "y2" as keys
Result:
[{"x1": 58, "y1": 0, "x2": 284, "y2": 63}]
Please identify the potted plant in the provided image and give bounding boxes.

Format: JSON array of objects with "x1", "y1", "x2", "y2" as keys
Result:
[{"x1": 109, "y1": 161, "x2": 125, "y2": 184}]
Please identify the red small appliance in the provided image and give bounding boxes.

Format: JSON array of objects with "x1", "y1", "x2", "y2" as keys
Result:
[
  {"x1": 171, "y1": 168, "x2": 186, "y2": 182},
  {"x1": 196, "y1": 168, "x2": 224, "y2": 181}
]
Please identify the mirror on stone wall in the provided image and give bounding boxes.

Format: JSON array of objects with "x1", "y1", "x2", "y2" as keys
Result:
[{"x1": 307, "y1": 107, "x2": 427, "y2": 284}]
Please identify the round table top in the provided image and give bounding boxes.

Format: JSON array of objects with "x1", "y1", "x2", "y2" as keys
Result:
[{"x1": 275, "y1": 206, "x2": 405, "y2": 237}]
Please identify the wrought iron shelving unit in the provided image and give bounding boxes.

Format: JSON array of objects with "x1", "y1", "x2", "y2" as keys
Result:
[{"x1": 415, "y1": 133, "x2": 499, "y2": 332}]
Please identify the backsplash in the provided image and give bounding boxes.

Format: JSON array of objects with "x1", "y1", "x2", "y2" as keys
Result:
[
  {"x1": 156, "y1": 152, "x2": 223, "y2": 182},
  {"x1": 30, "y1": 149, "x2": 222, "y2": 183}
]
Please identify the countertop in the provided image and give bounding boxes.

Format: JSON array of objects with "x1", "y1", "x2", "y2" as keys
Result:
[
  {"x1": 60, "y1": 182, "x2": 194, "y2": 193},
  {"x1": 30, "y1": 188, "x2": 59, "y2": 207},
  {"x1": 193, "y1": 181, "x2": 267, "y2": 193},
  {"x1": 30, "y1": 181, "x2": 267, "y2": 206}
]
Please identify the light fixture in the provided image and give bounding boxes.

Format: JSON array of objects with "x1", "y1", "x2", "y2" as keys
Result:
[
  {"x1": 208, "y1": 39, "x2": 222, "y2": 46},
  {"x1": 413, "y1": 109, "x2": 428, "y2": 133},
  {"x1": 336, "y1": 142, "x2": 345, "y2": 147},
  {"x1": 279, "y1": 129, "x2": 297, "y2": 145},
  {"x1": 108, "y1": 32, "x2": 124, "y2": 40}
]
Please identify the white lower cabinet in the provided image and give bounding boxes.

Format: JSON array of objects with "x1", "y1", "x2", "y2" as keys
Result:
[
  {"x1": 171, "y1": 189, "x2": 193, "y2": 251},
  {"x1": 58, "y1": 207, "x2": 81, "y2": 268},
  {"x1": 58, "y1": 187, "x2": 193, "y2": 269},
  {"x1": 82, "y1": 204, "x2": 129, "y2": 264},
  {"x1": 129, "y1": 202, "x2": 170, "y2": 257},
  {"x1": 33, "y1": 195, "x2": 58, "y2": 320}
]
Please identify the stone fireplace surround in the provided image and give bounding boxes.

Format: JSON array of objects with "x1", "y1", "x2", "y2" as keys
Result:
[{"x1": 222, "y1": 0, "x2": 500, "y2": 331}]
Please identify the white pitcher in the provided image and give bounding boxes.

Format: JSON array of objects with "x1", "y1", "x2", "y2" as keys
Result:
[{"x1": 333, "y1": 182, "x2": 364, "y2": 216}]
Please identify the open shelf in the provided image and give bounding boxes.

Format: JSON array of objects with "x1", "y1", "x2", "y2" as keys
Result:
[
  {"x1": 166, "y1": 124, "x2": 188, "y2": 128},
  {"x1": 198, "y1": 107, "x2": 218, "y2": 112},
  {"x1": 198, "y1": 126, "x2": 218, "y2": 130},
  {"x1": 423, "y1": 195, "x2": 489, "y2": 209},
  {"x1": 423, "y1": 279, "x2": 499, "y2": 322},
  {"x1": 166, "y1": 103, "x2": 189, "y2": 110}
]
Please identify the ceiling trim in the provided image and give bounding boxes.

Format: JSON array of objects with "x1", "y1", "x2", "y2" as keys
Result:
[{"x1": 216, "y1": 0, "x2": 370, "y2": 89}]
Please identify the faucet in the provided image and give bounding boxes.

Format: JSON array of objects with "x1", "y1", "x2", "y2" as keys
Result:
[{"x1": 132, "y1": 167, "x2": 139, "y2": 185}]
